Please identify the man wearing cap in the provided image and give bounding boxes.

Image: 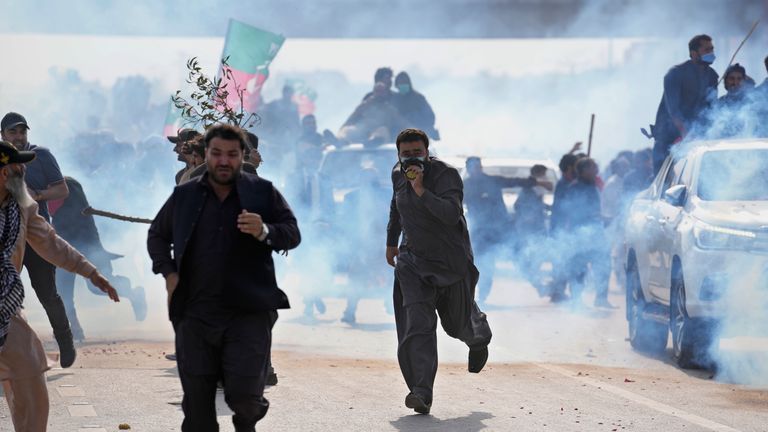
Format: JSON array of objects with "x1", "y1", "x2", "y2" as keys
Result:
[
  {"x1": 1, "y1": 112, "x2": 77, "y2": 368},
  {"x1": 167, "y1": 128, "x2": 202, "y2": 185},
  {"x1": 0, "y1": 141, "x2": 119, "y2": 431}
]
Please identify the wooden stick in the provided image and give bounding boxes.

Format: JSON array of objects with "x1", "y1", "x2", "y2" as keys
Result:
[
  {"x1": 718, "y1": 19, "x2": 760, "y2": 85},
  {"x1": 82, "y1": 206, "x2": 153, "y2": 224},
  {"x1": 587, "y1": 113, "x2": 595, "y2": 157}
]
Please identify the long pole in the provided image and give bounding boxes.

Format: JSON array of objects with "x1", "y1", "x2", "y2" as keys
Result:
[
  {"x1": 82, "y1": 207, "x2": 153, "y2": 224},
  {"x1": 718, "y1": 19, "x2": 760, "y2": 85},
  {"x1": 587, "y1": 113, "x2": 595, "y2": 157}
]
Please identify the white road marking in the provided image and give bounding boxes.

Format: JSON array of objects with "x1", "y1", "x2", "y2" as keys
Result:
[
  {"x1": 57, "y1": 384, "x2": 85, "y2": 397},
  {"x1": 537, "y1": 363, "x2": 742, "y2": 432},
  {"x1": 67, "y1": 404, "x2": 98, "y2": 417}
]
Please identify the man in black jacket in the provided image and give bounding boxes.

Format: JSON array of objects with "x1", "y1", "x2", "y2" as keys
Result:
[
  {"x1": 386, "y1": 129, "x2": 492, "y2": 415},
  {"x1": 147, "y1": 124, "x2": 300, "y2": 432}
]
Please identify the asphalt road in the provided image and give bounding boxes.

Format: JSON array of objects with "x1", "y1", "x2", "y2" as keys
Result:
[{"x1": 3, "y1": 264, "x2": 767, "y2": 431}]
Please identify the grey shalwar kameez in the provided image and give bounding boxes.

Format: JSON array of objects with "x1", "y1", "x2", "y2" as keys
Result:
[{"x1": 387, "y1": 157, "x2": 492, "y2": 403}]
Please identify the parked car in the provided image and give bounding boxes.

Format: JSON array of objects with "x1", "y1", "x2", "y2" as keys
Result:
[{"x1": 623, "y1": 139, "x2": 768, "y2": 368}]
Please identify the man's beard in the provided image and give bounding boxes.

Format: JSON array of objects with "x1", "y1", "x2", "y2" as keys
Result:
[
  {"x1": 208, "y1": 164, "x2": 242, "y2": 186},
  {"x1": 6, "y1": 172, "x2": 34, "y2": 208}
]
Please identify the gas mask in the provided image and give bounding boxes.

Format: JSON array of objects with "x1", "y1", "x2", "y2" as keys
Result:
[{"x1": 400, "y1": 156, "x2": 427, "y2": 180}]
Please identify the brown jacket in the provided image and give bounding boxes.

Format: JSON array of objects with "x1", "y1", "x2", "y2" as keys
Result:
[{"x1": 3, "y1": 196, "x2": 97, "y2": 277}]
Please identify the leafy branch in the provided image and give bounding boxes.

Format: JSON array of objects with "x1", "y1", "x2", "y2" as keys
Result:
[{"x1": 171, "y1": 56, "x2": 260, "y2": 131}]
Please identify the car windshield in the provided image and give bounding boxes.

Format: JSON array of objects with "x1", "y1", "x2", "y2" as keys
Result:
[
  {"x1": 319, "y1": 148, "x2": 395, "y2": 189},
  {"x1": 698, "y1": 149, "x2": 768, "y2": 201}
]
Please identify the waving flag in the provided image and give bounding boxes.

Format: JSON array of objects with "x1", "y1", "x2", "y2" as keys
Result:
[
  {"x1": 220, "y1": 20, "x2": 285, "y2": 113},
  {"x1": 162, "y1": 96, "x2": 183, "y2": 137}
]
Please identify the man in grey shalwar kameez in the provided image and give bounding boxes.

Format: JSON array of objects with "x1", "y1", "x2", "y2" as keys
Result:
[{"x1": 385, "y1": 128, "x2": 492, "y2": 415}]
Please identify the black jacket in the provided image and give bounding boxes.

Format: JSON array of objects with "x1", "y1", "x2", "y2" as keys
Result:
[{"x1": 147, "y1": 173, "x2": 300, "y2": 322}]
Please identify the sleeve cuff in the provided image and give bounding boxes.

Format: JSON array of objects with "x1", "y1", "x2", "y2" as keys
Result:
[{"x1": 159, "y1": 264, "x2": 178, "y2": 278}]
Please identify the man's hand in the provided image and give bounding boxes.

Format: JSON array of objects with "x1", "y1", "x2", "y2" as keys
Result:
[
  {"x1": 569, "y1": 141, "x2": 583, "y2": 154},
  {"x1": 405, "y1": 166, "x2": 425, "y2": 196},
  {"x1": 165, "y1": 272, "x2": 180, "y2": 307},
  {"x1": 386, "y1": 246, "x2": 399, "y2": 267},
  {"x1": 89, "y1": 272, "x2": 120, "y2": 302},
  {"x1": 237, "y1": 210, "x2": 265, "y2": 238}
]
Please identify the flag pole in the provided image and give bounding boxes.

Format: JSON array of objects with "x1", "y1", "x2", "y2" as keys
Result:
[{"x1": 587, "y1": 114, "x2": 595, "y2": 157}]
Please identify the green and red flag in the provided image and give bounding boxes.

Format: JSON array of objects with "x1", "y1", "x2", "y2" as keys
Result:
[
  {"x1": 162, "y1": 96, "x2": 183, "y2": 137},
  {"x1": 285, "y1": 78, "x2": 318, "y2": 117},
  {"x1": 220, "y1": 19, "x2": 285, "y2": 113}
]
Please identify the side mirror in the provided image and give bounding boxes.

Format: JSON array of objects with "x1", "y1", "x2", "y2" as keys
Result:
[{"x1": 663, "y1": 184, "x2": 687, "y2": 207}]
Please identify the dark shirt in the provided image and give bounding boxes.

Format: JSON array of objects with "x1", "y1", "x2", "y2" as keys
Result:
[
  {"x1": 393, "y1": 90, "x2": 437, "y2": 137},
  {"x1": 182, "y1": 179, "x2": 241, "y2": 324},
  {"x1": 654, "y1": 60, "x2": 718, "y2": 141},
  {"x1": 549, "y1": 176, "x2": 572, "y2": 234},
  {"x1": 464, "y1": 172, "x2": 533, "y2": 233},
  {"x1": 386, "y1": 158, "x2": 473, "y2": 285},
  {"x1": 23, "y1": 144, "x2": 65, "y2": 221},
  {"x1": 513, "y1": 186, "x2": 547, "y2": 235},
  {"x1": 564, "y1": 180, "x2": 603, "y2": 231},
  {"x1": 51, "y1": 177, "x2": 118, "y2": 271}
]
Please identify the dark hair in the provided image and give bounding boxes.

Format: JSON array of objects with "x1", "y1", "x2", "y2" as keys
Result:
[
  {"x1": 575, "y1": 157, "x2": 596, "y2": 176},
  {"x1": 374, "y1": 67, "x2": 393, "y2": 83},
  {"x1": 531, "y1": 164, "x2": 547, "y2": 176},
  {"x1": 190, "y1": 143, "x2": 205, "y2": 158},
  {"x1": 465, "y1": 156, "x2": 481, "y2": 167},
  {"x1": 688, "y1": 34, "x2": 712, "y2": 53},
  {"x1": 558, "y1": 153, "x2": 578, "y2": 173},
  {"x1": 245, "y1": 131, "x2": 259, "y2": 150},
  {"x1": 203, "y1": 124, "x2": 247, "y2": 151},
  {"x1": 395, "y1": 71, "x2": 411, "y2": 85},
  {"x1": 396, "y1": 128, "x2": 429, "y2": 150},
  {"x1": 764, "y1": 55, "x2": 768, "y2": 73}
]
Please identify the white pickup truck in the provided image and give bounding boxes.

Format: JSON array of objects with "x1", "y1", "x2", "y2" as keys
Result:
[{"x1": 624, "y1": 139, "x2": 768, "y2": 368}]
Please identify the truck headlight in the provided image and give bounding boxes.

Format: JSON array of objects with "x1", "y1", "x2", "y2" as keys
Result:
[{"x1": 693, "y1": 220, "x2": 756, "y2": 250}]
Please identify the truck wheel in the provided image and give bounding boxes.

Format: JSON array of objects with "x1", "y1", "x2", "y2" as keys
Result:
[
  {"x1": 627, "y1": 261, "x2": 668, "y2": 354},
  {"x1": 670, "y1": 274, "x2": 716, "y2": 369}
]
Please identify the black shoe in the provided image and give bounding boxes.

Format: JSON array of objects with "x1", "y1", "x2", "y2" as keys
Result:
[
  {"x1": 468, "y1": 347, "x2": 488, "y2": 373},
  {"x1": 165, "y1": 353, "x2": 177, "y2": 361},
  {"x1": 266, "y1": 371, "x2": 278, "y2": 386},
  {"x1": 405, "y1": 393, "x2": 431, "y2": 414},
  {"x1": 55, "y1": 330, "x2": 77, "y2": 368}
]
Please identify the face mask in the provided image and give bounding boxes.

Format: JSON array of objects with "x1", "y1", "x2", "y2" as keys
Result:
[
  {"x1": 701, "y1": 53, "x2": 716, "y2": 64},
  {"x1": 397, "y1": 84, "x2": 411, "y2": 94},
  {"x1": 400, "y1": 155, "x2": 427, "y2": 166}
]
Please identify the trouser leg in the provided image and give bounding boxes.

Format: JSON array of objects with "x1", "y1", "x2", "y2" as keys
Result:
[
  {"x1": 24, "y1": 245, "x2": 71, "y2": 337},
  {"x1": 175, "y1": 319, "x2": 221, "y2": 432},
  {"x1": 590, "y1": 248, "x2": 612, "y2": 301},
  {"x1": 3, "y1": 373, "x2": 49, "y2": 432},
  {"x1": 436, "y1": 271, "x2": 493, "y2": 351},
  {"x1": 55, "y1": 269, "x2": 84, "y2": 340},
  {"x1": 471, "y1": 238, "x2": 494, "y2": 304},
  {"x1": 222, "y1": 314, "x2": 271, "y2": 431},
  {"x1": 393, "y1": 277, "x2": 438, "y2": 401}
]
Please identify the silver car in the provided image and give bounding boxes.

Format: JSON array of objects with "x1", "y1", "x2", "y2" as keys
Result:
[{"x1": 624, "y1": 139, "x2": 768, "y2": 368}]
